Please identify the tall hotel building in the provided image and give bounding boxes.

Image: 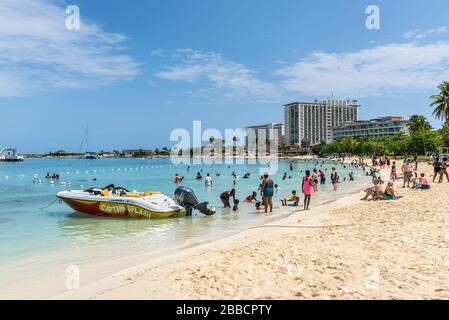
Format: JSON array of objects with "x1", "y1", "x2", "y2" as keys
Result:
[{"x1": 284, "y1": 99, "x2": 359, "y2": 145}]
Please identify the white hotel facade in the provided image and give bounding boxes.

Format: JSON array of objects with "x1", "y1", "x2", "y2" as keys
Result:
[{"x1": 284, "y1": 99, "x2": 360, "y2": 145}]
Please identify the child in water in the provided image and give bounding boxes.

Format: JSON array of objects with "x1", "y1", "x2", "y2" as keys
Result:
[{"x1": 281, "y1": 190, "x2": 300, "y2": 207}]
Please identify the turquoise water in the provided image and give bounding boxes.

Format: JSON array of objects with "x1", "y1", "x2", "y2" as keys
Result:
[{"x1": 0, "y1": 157, "x2": 369, "y2": 295}]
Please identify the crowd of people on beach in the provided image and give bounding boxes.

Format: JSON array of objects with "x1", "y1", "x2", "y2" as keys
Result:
[
  {"x1": 173, "y1": 159, "x2": 361, "y2": 214},
  {"x1": 172, "y1": 153, "x2": 446, "y2": 214},
  {"x1": 360, "y1": 155, "x2": 436, "y2": 201}
]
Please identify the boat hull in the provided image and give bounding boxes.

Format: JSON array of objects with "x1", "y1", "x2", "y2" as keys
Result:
[{"x1": 58, "y1": 196, "x2": 185, "y2": 219}]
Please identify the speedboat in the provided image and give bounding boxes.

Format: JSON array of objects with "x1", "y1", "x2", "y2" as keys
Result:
[{"x1": 57, "y1": 185, "x2": 215, "y2": 219}]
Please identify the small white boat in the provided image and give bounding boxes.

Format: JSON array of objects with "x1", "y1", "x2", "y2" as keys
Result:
[
  {"x1": 57, "y1": 185, "x2": 215, "y2": 219},
  {"x1": 57, "y1": 186, "x2": 185, "y2": 219}
]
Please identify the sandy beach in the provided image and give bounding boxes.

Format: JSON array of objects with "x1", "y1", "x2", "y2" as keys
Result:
[{"x1": 52, "y1": 161, "x2": 449, "y2": 300}]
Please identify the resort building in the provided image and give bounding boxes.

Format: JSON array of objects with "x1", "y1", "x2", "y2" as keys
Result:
[
  {"x1": 245, "y1": 123, "x2": 284, "y2": 147},
  {"x1": 331, "y1": 116, "x2": 408, "y2": 142},
  {"x1": 284, "y1": 99, "x2": 359, "y2": 146}
]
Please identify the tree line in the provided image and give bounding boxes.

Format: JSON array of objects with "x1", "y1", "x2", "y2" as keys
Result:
[{"x1": 315, "y1": 82, "x2": 449, "y2": 156}]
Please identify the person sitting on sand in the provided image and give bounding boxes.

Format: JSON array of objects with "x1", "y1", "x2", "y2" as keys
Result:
[
  {"x1": 281, "y1": 190, "x2": 300, "y2": 207},
  {"x1": 416, "y1": 173, "x2": 431, "y2": 190},
  {"x1": 383, "y1": 182, "x2": 396, "y2": 200},
  {"x1": 361, "y1": 179, "x2": 383, "y2": 201},
  {"x1": 220, "y1": 189, "x2": 236, "y2": 208}
]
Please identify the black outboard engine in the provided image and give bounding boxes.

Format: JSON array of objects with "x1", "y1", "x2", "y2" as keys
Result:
[{"x1": 174, "y1": 186, "x2": 216, "y2": 216}]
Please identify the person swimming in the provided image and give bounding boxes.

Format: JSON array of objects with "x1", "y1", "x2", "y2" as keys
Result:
[
  {"x1": 244, "y1": 191, "x2": 258, "y2": 202},
  {"x1": 196, "y1": 172, "x2": 202, "y2": 180}
]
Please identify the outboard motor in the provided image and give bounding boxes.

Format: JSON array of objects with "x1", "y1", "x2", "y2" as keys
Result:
[{"x1": 174, "y1": 186, "x2": 216, "y2": 216}]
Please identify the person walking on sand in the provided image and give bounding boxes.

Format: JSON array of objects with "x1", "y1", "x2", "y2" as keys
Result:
[
  {"x1": 433, "y1": 157, "x2": 442, "y2": 182},
  {"x1": 402, "y1": 160, "x2": 413, "y2": 188},
  {"x1": 439, "y1": 158, "x2": 449, "y2": 183},
  {"x1": 302, "y1": 170, "x2": 313, "y2": 210},
  {"x1": 261, "y1": 172, "x2": 274, "y2": 213},
  {"x1": 390, "y1": 161, "x2": 398, "y2": 182},
  {"x1": 331, "y1": 167, "x2": 339, "y2": 191},
  {"x1": 413, "y1": 156, "x2": 419, "y2": 174}
]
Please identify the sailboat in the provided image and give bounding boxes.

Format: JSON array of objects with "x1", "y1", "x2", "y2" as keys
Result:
[{"x1": 79, "y1": 125, "x2": 100, "y2": 159}]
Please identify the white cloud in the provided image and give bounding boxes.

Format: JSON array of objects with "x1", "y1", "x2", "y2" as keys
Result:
[
  {"x1": 404, "y1": 26, "x2": 448, "y2": 40},
  {"x1": 275, "y1": 42, "x2": 449, "y2": 97},
  {"x1": 150, "y1": 49, "x2": 166, "y2": 58},
  {"x1": 155, "y1": 49, "x2": 278, "y2": 101},
  {"x1": 0, "y1": 0, "x2": 140, "y2": 97}
]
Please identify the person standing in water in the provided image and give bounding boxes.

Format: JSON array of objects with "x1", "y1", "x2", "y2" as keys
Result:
[
  {"x1": 319, "y1": 170, "x2": 326, "y2": 185},
  {"x1": 331, "y1": 167, "x2": 339, "y2": 191},
  {"x1": 261, "y1": 172, "x2": 274, "y2": 213},
  {"x1": 312, "y1": 169, "x2": 319, "y2": 192},
  {"x1": 205, "y1": 173, "x2": 212, "y2": 187},
  {"x1": 220, "y1": 189, "x2": 235, "y2": 208},
  {"x1": 302, "y1": 170, "x2": 313, "y2": 210}
]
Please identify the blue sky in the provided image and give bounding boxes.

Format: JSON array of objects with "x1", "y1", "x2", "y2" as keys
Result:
[{"x1": 1, "y1": 0, "x2": 449, "y2": 153}]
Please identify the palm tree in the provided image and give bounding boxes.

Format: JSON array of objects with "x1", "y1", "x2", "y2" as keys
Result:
[
  {"x1": 407, "y1": 115, "x2": 432, "y2": 134},
  {"x1": 430, "y1": 81, "x2": 449, "y2": 123}
]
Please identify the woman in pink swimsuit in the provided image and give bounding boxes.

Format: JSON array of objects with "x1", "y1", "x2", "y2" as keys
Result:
[{"x1": 302, "y1": 170, "x2": 313, "y2": 210}]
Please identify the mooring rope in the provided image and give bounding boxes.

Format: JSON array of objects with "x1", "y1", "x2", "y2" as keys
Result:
[{"x1": 39, "y1": 198, "x2": 59, "y2": 210}]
